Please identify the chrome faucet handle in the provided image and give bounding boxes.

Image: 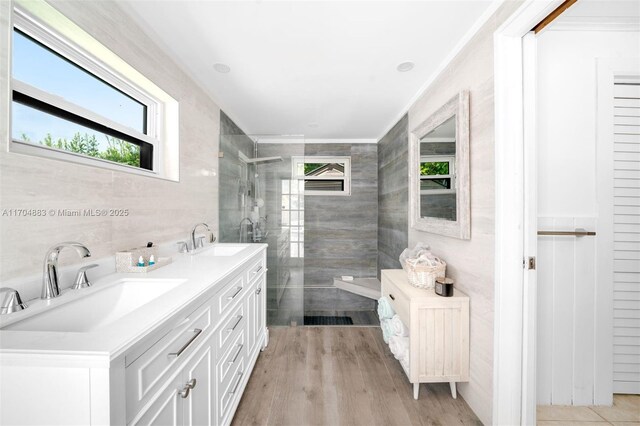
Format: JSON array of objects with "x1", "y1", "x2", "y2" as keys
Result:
[
  {"x1": 0, "y1": 287, "x2": 28, "y2": 315},
  {"x1": 190, "y1": 223, "x2": 211, "y2": 252},
  {"x1": 210, "y1": 234, "x2": 217, "y2": 243},
  {"x1": 72, "y1": 264, "x2": 98, "y2": 290},
  {"x1": 196, "y1": 236, "x2": 206, "y2": 249},
  {"x1": 176, "y1": 241, "x2": 189, "y2": 253}
]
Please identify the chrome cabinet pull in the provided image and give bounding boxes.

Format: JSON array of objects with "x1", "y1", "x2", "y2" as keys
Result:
[
  {"x1": 389, "y1": 294, "x2": 395, "y2": 301},
  {"x1": 168, "y1": 328, "x2": 202, "y2": 358},
  {"x1": 228, "y1": 344, "x2": 243, "y2": 364},
  {"x1": 229, "y1": 372, "x2": 244, "y2": 395},
  {"x1": 226, "y1": 315, "x2": 243, "y2": 333},
  {"x1": 178, "y1": 378, "x2": 197, "y2": 398},
  {"x1": 253, "y1": 266, "x2": 263, "y2": 274},
  {"x1": 256, "y1": 287, "x2": 262, "y2": 295},
  {"x1": 226, "y1": 286, "x2": 242, "y2": 301}
]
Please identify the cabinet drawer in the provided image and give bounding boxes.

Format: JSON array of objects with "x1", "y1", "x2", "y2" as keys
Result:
[
  {"x1": 125, "y1": 304, "x2": 211, "y2": 422},
  {"x1": 382, "y1": 274, "x2": 410, "y2": 326},
  {"x1": 218, "y1": 358, "x2": 246, "y2": 425},
  {"x1": 245, "y1": 256, "x2": 266, "y2": 284},
  {"x1": 217, "y1": 273, "x2": 245, "y2": 318},
  {"x1": 218, "y1": 303, "x2": 245, "y2": 355},
  {"x1": 218, "y1": 329, "x2": 246, "y2": 386}
]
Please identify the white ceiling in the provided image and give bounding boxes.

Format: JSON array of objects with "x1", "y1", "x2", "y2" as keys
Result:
[{"x1": 118, "y1": 1, "x2": 496, "y2": 141}]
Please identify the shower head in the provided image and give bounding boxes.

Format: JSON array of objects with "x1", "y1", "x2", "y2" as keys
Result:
[{"x1": 243, "y1": 156, "x2": 283, "y2": 165}]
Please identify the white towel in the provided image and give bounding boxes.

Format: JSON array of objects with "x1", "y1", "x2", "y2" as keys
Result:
[
  {"x1": 380, "y1": 318, "x2": 393, "y2": 344},
  {"x1": 377, "y1": 296, "x2": 395, "y2": 320},
  {"x1": 391, "y1": 314, "x2": 409, "y2": 337},
  {"x1": 389, "y1": 335, "x2": 409, "y2": 363},
  {"x1": 400, "y1": 357, "x2": 409, "y2": 372}
]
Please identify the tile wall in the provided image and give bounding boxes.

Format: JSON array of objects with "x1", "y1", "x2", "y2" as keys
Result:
[{"x1": 0, "y1": 0, "x2": 221, "y2": 299}]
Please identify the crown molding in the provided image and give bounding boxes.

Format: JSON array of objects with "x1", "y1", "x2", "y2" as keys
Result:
[{"x1": 549, "y1": 16, "x2": 640, "y2": 32}]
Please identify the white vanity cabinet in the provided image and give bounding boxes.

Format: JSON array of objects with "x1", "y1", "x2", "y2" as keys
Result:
[
  {"x1": 0, "y1": 245, "x2": 267, "y2": 426},
  {"x1": 128, "y1": 250, "x2": 267, "y2": 426}
]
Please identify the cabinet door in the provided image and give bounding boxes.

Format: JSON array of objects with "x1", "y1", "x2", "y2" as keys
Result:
[
  {"x1": 133, "y1": 336, "x2": 214, "y2": 426},
  {"x1": 183, "y1": 337, "x2": 214, "y2": 426},
  {"x1": 132, "y1": 376, "x2": 184, "y2": 426}
]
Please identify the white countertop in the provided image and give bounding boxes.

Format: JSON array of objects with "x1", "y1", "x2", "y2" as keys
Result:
[{"x1": 0, "y1": 243, "x2": 267, "y2": 367}]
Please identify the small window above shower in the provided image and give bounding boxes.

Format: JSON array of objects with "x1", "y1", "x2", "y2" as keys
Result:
[{"x1": 292, "y1": 156, "x2": 351, "y2": 196}]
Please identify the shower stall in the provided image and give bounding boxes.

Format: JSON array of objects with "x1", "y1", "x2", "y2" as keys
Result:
[{"x1": 218, "y1": 112, "x2": 378, "y2": 326}]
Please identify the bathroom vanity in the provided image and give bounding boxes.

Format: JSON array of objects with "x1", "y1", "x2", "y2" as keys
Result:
[{"x1": 0, "y1": 244, "x2": 267, "y2": 426}]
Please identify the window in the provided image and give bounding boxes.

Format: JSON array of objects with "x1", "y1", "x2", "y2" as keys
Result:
[
  {"x1": 9, "y1": 4, "x2": 178, "y2": 178},
  {"x1": 420, "y1": 156, "x2": 456, "y2": 194},
  {"x1": 281, "y1": 179, "x2": 304, "y2": 258},
  {"x1": 292, "y1": 156, "x2": 351, "y2": 196}
]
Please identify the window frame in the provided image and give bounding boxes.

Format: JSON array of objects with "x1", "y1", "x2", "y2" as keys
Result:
[
  {"x1": 420, "y1": 155, "x2": 456, "y2": 195},
  {"x1": 9, "y1": 6, "x2": 169, "y2": 176},
  {"x1": 292, "y1": 156, "x2": 351, "y2": 196}
]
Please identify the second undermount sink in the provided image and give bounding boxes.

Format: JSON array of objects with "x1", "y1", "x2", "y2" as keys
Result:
[
  {"x1": 199, "y1": 244, "x2": 248, "y2": 257},
  {"x1": 2, "y1": 278, "x2": 186, "y2": 333}
]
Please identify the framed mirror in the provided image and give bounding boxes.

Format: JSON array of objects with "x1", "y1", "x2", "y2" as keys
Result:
[{"x1": 409, "y1": 90, "x2": 470, "y2": 239}]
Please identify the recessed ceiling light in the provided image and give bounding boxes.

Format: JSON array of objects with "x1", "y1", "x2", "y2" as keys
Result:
[
  {"x1": 214, "y1": 63, "x2": 231, "y2": 73},
  {"x1": 396, "y1": 61, "x2": 415, "y2": 72}
]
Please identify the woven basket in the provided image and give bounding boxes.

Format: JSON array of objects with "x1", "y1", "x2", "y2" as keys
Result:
[{"x1": 402, "y1": 260, "x2": 446, "y2": 289}]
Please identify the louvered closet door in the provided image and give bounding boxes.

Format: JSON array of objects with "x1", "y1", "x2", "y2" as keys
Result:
[{"x1": 613, "y1": 81, "x2": 640, "y2": 395}]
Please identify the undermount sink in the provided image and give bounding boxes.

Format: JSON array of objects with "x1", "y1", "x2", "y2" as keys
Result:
[
  {"x1": 2, "y1": 278, "x2": 185, "y2": 333},
  {"x1": 199, "y1": 245, "x2": 247, "y2": 257}
]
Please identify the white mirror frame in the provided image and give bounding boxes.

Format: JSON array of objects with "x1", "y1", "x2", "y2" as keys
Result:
[{"x1": 409, "y1": 90, "x2": 470, "y2": 239}]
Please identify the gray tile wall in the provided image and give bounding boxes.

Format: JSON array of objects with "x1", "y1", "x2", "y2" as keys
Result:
[
  {"x1": 0, "y1": 0, "x2": 222, "y2": 293},
  {"x1": 377, "y1": 115, "x2": 409, "y2": 277},
  {"x1": 218, "y1": 111, "x2": 255, "y2": 243},
  {"x1": 303, "y1": 143, "x2": 378, "y2": 311}
]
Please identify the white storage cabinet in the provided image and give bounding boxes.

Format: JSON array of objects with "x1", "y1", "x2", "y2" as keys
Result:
[{"x1": 381, "y1": 269, "x2": 469, "y2": 399}]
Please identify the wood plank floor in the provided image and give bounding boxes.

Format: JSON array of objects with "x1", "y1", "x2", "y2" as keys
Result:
[{"x1": 232, "y1": 327, "x2": 482, "y2": 426}]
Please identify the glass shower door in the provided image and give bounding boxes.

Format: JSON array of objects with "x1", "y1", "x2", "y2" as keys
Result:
[{"x1": 218, "y1": 119, "x2": 305, "y2": 326}]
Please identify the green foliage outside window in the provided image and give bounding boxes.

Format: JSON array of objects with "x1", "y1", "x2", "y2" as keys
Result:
[
  {"x1": 420, "y1": 161, "x2": 449, "y2": 176},
  {"x1": 22, "y1": 132, "x2": 141, "y2": 167},
  {"x1": 303, "y1": 163, "x2": 325, "y2": 174}
]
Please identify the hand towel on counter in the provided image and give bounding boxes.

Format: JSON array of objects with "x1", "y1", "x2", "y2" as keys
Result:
[
  {"x1": 388, "y1": 335, "x2": 409, "y2": 363},
  {"x1": 391, "y1": 314, "x2": 409, "y2": 337},
  {"x1": 377, "y1": 296, "x2": 395, "y2": 320},
  {"x1": 380, "y1": 318, "x2": 393, "y2": 343}
]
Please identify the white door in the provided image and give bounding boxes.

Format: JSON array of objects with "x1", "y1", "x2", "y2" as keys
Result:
[
  {"x1": 535, "y1": 27, "x2": 640, "y2": 406},
  {"x1": 611, "y1": 79, "x2": 640, "y2": 395}
]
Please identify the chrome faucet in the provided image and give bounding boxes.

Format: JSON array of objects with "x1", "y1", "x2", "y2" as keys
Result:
[
  {"x1": 42, "y1": 242, "x2": 91, "y2": 299},
  {"x1": 189, "y1": 223, "x2": 215, "y2": 252}
]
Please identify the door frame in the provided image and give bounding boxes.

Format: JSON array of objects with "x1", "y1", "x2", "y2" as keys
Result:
[{"x1": 493, "y1": 1, "x2": 562, "y2": 425}]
